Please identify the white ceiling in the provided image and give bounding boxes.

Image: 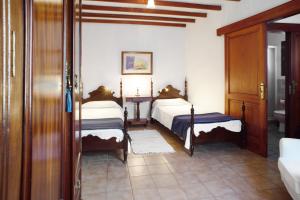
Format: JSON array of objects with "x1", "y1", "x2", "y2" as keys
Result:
[{"x1": 276, "y1": 13, "x2": 300, "y2": 24}]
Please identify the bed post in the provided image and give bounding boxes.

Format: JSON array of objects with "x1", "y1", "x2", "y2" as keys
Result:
[
  {"x1": 184, "y1": 79, "x2": 188, "y2": 101},
  {"x1": 120, "y1": 79, "x2": 123, "y2": 98},
  {"x1": 123, "y1": 107, "x2": 128, "y2": 163},
  {"x1": 151, "y1": 78, "x2": 153, "y2": 98},
  {"x1": 241, "y1": 101, "x2": 247, "y2": 149},
  {"x1": 190, "y1": 105, "x2": 195, "y2": 156}
]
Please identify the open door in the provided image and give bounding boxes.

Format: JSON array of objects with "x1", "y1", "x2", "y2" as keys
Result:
[
  {"x1": 286, "y1": 32, "x2": 300, "y2": 139},
  {"x1": 225, "y1": 24, "x2": 268, "y2": 156},
  {"x1": 72, "y1": 0, "x2": 82, "y2": 199}
]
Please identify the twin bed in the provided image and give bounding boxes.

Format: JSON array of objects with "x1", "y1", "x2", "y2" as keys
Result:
[
  {"x1": 81, "y1": 83, "x2": 129, "y2": 162},
  {"x1": 150, "y1": 84, "x2": 246, "y2": 156},
  {"x1": 81, "y1": 81, "x2": 246, "y2": 160}
]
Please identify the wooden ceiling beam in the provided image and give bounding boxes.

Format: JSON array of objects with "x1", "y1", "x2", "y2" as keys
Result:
[
  {"x1": 84, "y1": 0, "x2": 221, "y2": 11},
  {"x1": 82, "y1": 5, "x2": 207, "y2": 17},
  {"x1": 81, "y1": 12, "x2": 195, "y2": 23},
  {"x1": 81, "y1": 18, "x2": 187, "y2": 27}
]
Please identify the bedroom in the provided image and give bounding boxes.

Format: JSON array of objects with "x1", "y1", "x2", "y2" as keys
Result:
[
  {"x1": 1, "y1": 0, "x2": 300, "y2": 200},
  {"x1": 79, "y1": 0, "x2": 299, "y2": 200}
]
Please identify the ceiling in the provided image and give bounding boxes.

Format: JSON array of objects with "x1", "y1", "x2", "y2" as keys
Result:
[
  {"x1": 81, "y1": 0, "x2": 241, "y2": 28},
  {"x1": 275, "y1": 13, "x2": 300, "y2": 24}
]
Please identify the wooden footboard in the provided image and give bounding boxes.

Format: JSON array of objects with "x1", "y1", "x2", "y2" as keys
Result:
[
  {"x1": 189, "y1": 102, "x2": 247, "y2": 156},
  {"x1": 82, "y1": 108, "x2": 129, "y2": 163}
]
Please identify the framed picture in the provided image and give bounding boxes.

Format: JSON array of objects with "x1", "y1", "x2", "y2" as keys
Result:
[{"x1": 121, "y1": 51, "x2": 153, "y2": 75}]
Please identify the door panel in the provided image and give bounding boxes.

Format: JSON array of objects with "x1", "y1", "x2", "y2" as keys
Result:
[
  {"x1": 287, "y1": 32, "x2": 300, "y2": 138},
  {"x1": 30, "y1": 1, "x2": 64, "y2": 199},
  {"x1": 73, "y1": 0, "x2": 82, "y2": 199},
  {"x1": 225, "y1": 24, "x2": 267, "y2": 156}
]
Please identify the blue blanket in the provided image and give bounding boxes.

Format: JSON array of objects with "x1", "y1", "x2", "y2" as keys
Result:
[{"x1": 171, "y1": 112, "x2": 237, "y2": 140}]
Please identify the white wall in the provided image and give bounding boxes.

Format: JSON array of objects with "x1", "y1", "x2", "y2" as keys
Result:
[
  {"x1": 82, "y1": 24, "x2": 186, "y2": 119},
  {"x1": 185, "y1": 0, "x2": 290, "y2": 113},
  {"x1": 267, "y1": 32, "x2": 286, "y2": 111},
  {"x1": 82, "y1": 0, "x2": 291, "y2": 118}
]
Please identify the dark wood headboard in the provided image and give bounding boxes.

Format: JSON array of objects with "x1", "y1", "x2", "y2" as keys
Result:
[
  {"x1": 153, "y1": 80, "x2": 188, "y2": 100},
  {"x1": 82, "y1": 81, "x2": 123, "y2": 107},
  {"x1": 150, "y1": 80, "x2": 188, "y2": 114}
]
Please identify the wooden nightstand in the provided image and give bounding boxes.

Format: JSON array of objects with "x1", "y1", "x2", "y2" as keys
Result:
[{"x1": 126, "y1": 96, "x2": 152, "y2": 126}]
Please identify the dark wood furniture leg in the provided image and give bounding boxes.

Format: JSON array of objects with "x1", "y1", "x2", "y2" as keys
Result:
[
  {"x1": 136, "y1": 102, "x2": 140, "y2": 120},
  {"x1": 123, "y1": 107, "x2": 128, "y2": 163}
]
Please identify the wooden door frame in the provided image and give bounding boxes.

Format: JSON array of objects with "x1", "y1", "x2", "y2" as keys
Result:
[{"x1": 266, "y1": 25, "x2": 300, "y2": 139}]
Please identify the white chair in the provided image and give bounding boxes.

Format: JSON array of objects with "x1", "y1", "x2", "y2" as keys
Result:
[{"x1": 278, "y1": 138, "x2": 300, "y2": 200}]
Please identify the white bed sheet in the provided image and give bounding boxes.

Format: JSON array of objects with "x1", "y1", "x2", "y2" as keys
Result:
[
  {"x1": 82, "y1": 107, "x2": 123, "y2": 120},
  {"x1": 81, "y1": 102, "x2": 124, "y2": 141},
  {"x1": 151, "y1": 100, "x2": 242, "y2": 149}
]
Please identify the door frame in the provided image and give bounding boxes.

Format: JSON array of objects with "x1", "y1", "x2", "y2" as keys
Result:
[
  {"x1": 219, "y1": 1, "x2": 300, "y2": 157},
  {"x1": 266, "y1": 24, "x2": 300, "y2": 139}
]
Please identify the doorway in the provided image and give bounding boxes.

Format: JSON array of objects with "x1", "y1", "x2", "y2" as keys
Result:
[
  {"x1": 267, "y1": 32, "x2": 286, "y2": 159},
  {"x1": 267, "y1": 13, "x2": 300, "y2": 159}
]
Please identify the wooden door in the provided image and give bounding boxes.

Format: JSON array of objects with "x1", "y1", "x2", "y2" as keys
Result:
[
  {"x1": 0, "y1": 0, "x2": 24, "y2": 199},
  {"x1": 287, "y1": 32, "x2": 300, "y2": 138},
  {"x1": 72, "y1": 0, "x2": 82, "y2": 199},
  {"x1": 24, "y1": 0, "x2": 65, "y2": 199},
  {"x1": 225, "y1": 24, "x2": 268, "y2": 156}
]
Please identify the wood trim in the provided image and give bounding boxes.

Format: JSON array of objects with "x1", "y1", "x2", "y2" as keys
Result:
[
  {"x1": 217, "y1": 0, "x2": 300, "y2": 36},
  {"x1": 83, "y1": 0, "x2": 222, "y2": 11},
  {"x1": 82, "y1": 13, "x2": 195, "y2": 23},
  {"x1": 82, "y1": 18, "x2": 186, "y2": 27},
  {"x1": 81, "y1": 5, "x2": 207, "y2": 17},
  {"x1": 267, "y1": 23, "x2": 300, "y2": 32},
  {"x1": 61, "y1": 0, "x2": 72, "y2": 199},
  {"x1": 21, "y1": 0, "x2": 33, "y2": 199}
]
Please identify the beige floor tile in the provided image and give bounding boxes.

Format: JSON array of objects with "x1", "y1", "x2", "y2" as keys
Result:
[
  {"x1": 130, "y1": 175, "x2": 155, "y2": 189},
  {"x1": 147, "y1": 164, "x2": 171, "y2": 175},
  {"x1": 127, "y1": 157, "x2": 146, "y2": 167},
  {"x1": 133, "y1": 188, "x2": 161, "y2": 200},
  {"x1": 158, "y1": 187, "x2": 187, "y2": 200},
  {"x1": 106, "y1": 177, "x2": 131, "y2": 192},
  {"x1": 82, "y1": 191, "x2": 106, "y2": 200},
  {"x1": 203, "y1": 180, "x2": 236, "y2": 197},
  {"x1": 152, "y1": 174, "x2": 178, "y2": 188},
  {"x1": 144, "y1": 155, "x2": 167, "y2": 165},
  {"x1": 129, "y1": 165, "x2": 150, "y2": 177},
  {"x1": 106, "y1": 189, "x2": 133, "y2": 200},
  {"x1": 174, "y1": 172, "x2": 201, "y2": 187},
  {"x1": 181, "y1": 183, "x2": 213, "y2": 199}
]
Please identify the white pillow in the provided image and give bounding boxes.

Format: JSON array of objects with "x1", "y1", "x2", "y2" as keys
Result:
[
  {"x1": 82, "y1": 101, "x2": 120, "y2": 109},
  {"x1": 153, "y1": 98, "x2": 190, "y2": 108}
]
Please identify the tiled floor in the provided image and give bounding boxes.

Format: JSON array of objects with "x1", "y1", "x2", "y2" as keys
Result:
[
  {"x1": 268, "y1": 122, "x2": 285, "y2": 160},
  {"x1": 82, "y1": 124, "x2": 292, "y2": 200}
]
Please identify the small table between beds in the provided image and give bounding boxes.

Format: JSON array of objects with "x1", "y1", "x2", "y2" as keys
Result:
[{"x1": 126, "y1": 96, "x2": 152, "y2": 126}]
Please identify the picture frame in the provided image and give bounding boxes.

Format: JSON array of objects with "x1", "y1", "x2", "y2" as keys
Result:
[{"x1": 121, "y1": 51, "x2": 153, "y2": 75}]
